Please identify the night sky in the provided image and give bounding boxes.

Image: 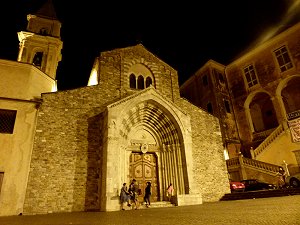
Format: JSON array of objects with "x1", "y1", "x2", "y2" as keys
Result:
[{"x1": 1, "y1": 0, "x2": 299, "y2": 91}]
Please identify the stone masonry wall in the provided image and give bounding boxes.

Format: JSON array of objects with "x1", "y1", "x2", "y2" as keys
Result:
[
  {"x1": 98, "y1": 45, "x2": 180, "y2": 102},
  {"x1": 23, "y1": 45, "x2": 183, "y2": 214},
  {"x1": 176, "y1": 98, "x2": 230, "y2": 202},
  {"x1": 23, "y1": 84, "x2": 118, "y2": 214},
  {"x1": 23, "y1": 44, "x2": 230, "y2": 214}
]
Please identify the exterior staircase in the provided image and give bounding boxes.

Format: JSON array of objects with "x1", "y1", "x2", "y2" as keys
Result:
[
  {"x1": 226, "y1": 153, "x2": 280, "y2": 184},
  {"x1": 250, "y1": 122, "x2": 286, "y2": 159},
  {"x1": 227, "y1": 120, "x2": 300, "y2": 184},
  {"x1": 249, "y1": 120, "x2": 300, "y2": 175}
]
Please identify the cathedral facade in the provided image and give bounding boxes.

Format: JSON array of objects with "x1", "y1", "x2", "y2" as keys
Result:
[{"x1": 0, "y1": 1, "x2": 229, "y2": 216}]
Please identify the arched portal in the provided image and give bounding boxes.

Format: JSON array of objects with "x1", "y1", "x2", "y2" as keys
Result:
[
  {"x1": 119, "y1": 100, "x2": 188, "y2": 202},
  {"x1": 281, "y1": 76, "x2": 300, "y2": 115},
  {"x1": 248, "y1": 92, "x2": 278, "y2": 132}
]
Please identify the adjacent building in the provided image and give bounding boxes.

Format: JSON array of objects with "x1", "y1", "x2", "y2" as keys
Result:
[
  {"x1": 181, "y1": 20, "x2": 300, "y2": 182},
  {"x1": 0, "y1": 0, "x2": 60, "y2": 216}
]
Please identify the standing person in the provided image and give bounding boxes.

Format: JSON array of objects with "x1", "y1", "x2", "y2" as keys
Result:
[
  {"x1": 120, "y1": 183, "x2": 131, "y2": 210},
  {"x1": 166, "y1": 183, "x2": 174, "y2": 201},
  {"x1": 276, "y1": 167, "x2": 286, "y2": 189},
  {"x1": 129, "y1": 179, "x2": 139, "y2": 210},
  {"x1": 144, "y1": 182, "x2": 151, "y2": 207}
]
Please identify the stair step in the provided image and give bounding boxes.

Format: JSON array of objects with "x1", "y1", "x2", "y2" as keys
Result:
[
  {"x1": 220, "y1": 188, "x2": 300, "y2": 201},
  {"x1": 147, "y1": 201, "x2": 175, "y2": 208},
  {"x1": 123, "y1": 201, "x2": 175, "y2": 210}
]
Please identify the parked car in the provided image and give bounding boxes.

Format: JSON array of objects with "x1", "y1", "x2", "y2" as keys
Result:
[
  {"x1": 285, "y1": 173, "x2": 300, "y2": 188},
  {"x1": 241, "y1": 179, "x2": 276, "y2": 191},
  {"x1": 230, "y1": 181, "x2": 245, "y2": 192}
]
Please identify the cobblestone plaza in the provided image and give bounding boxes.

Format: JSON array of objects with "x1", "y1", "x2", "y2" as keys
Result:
[{"x1": 0, "y1": 195, "x2": 299, "y2": 225}]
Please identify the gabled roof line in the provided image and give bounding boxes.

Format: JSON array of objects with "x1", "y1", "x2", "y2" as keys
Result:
[
  {"x1": 107, "y1": 86, "x2": 187, "y2": 116},
  {"x1": 35, "y1": 0, "x2": 58, "y2": 19}
]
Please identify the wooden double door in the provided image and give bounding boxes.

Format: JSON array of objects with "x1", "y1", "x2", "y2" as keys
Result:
[{"x1": 129, "y1": 152, "x2": 159, "y2": 202}]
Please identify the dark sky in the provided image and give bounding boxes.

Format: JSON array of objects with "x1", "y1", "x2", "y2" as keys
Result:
[{"x1": 1, "y1": 0, "x2": 299, "y2": 90}]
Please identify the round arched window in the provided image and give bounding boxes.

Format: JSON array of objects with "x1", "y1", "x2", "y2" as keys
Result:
[
  {"x1": 146, "y1": 77, "x2": 152, "y2": 88},
  {"x1": 129, "y1": 74, "x2": 136, "y2": 89},
  {"x1": 137, "y1": 75, "x2": 145, "y2": 89}
]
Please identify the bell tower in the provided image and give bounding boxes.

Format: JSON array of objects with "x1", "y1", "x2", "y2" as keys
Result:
[{"x1": 17, "y1": 0, "x2": 63, "y2": 80}]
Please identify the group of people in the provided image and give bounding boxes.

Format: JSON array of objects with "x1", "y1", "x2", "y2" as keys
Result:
[
  {"x1": 120, "y1": 180, "x2": 174, "y2": 210},
  {"x1": 120, "y1": 179, "x2": 152, "y2": 210},
  {"x1": 120, "y1": 166, "x2": 286, "y2": 210}
]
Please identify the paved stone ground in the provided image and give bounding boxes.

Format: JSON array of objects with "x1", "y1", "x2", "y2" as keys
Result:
[{"x1": 0, "y1": 196, "x2": 299, "y2": 225}]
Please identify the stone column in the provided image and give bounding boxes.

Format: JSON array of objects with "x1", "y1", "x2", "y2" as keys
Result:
[
  {"x1": 271, "y1": 96, "x2": 285, "y2": 124},
  {"x1": 161, "y1": 145, "x2": 167, "y2": 194},
  {"x1": 176, "y1": 144, "x2": 184, "y2": 194},
  {"x1": 275, "y1": 93, "x2": 288, "y2": 122},
  {"x1": 103, "y1": 118, "x2": 120, "y2": 211},
  {"x1": 245, "y1": 107, "x2": 255, "y2": 133},
  {"x1": 172, "y1": 144, "x2": 179, "y2": 195}
]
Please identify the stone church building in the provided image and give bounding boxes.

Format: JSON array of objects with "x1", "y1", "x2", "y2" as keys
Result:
[{"x1": 0, "y1": 0, "x2": 229, "y2": 216}]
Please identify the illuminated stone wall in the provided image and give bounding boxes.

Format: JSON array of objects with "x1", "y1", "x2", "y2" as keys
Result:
[
  {"x1": 175, "y1": 99, "x2": 230, "y2": 202},
  {"x1": 92, "y1": 44, "x2": 181, "y2": 101},
  {"x1": 22, "y1": 45, "x2": 229, "y2": 214}
]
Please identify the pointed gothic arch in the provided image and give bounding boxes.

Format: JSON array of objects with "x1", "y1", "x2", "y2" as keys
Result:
[
  {"x1": 117, "y1": 100, "x2": 188, "y2": 198},
  {"x1": 104, "y1": 91, "x2": 192, "y2": 208}
]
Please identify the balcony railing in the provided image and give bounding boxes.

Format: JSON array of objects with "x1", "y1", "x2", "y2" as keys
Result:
[
  {"x1": 251, "y1": 122, "x2": 286, "y2": 159},
  {"x1": 226, "y1": 154, "x2": 280, "y2": 175},
  {"x1": 252, "y1": 128, "x2": 275, "y2": 141}
]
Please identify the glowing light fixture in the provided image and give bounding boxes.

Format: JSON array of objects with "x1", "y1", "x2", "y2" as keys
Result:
[
  {"x1": 51, "y1": 80, "x2": 57, "y2": 92},
  {"x1": 224, "y1": 148, "x2": 229, "y2": 160},
  {"x1": 87, "y1": 69, "x2": 98, "y2": 86}
]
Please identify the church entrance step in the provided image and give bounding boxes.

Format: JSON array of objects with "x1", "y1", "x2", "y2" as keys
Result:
[{"x1": 123, "y1": 201, "x2": 175, "y2": 210}]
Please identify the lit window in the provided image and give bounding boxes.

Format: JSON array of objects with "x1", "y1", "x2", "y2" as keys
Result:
[
  {"x1": 0, "y1": 109, "x2": 17, "y2": 134},
  {"x1": 274, "y1": 46, "x2": 293, "y2": 72},
  {"x1": 244, "y1": 64, "x2": 258, "y2": 88}
]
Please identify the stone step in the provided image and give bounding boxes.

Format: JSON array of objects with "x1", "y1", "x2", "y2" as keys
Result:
[
  {"x1": 220, "y1": 187, "x2": 300, "y2": 201},
  {"x1": 145, "y1": 201, "x2": 175, "y2": 208},
  {"x1": 122, "y1": 201, "x2": 175, "y2": 210}
]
